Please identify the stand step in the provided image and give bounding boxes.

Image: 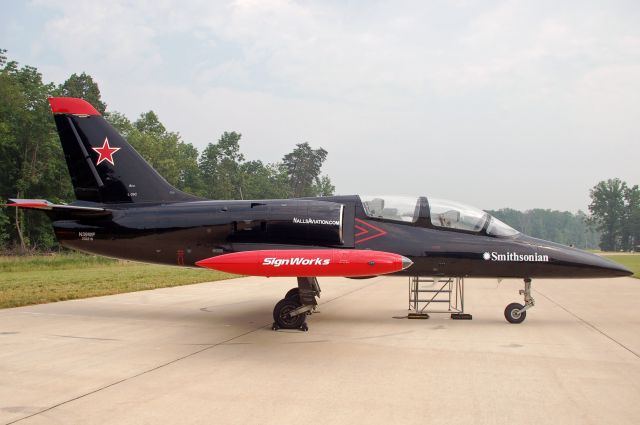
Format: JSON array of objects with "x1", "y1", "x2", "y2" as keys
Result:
[
  {"x1": 410, "y1": 299, "x2": 450, "y2": 303},
  {"x1": 414, "y1": 289, "x2": 452, "y2": 293},
  {"x1": 409, "y1": 276, "x2": 469, "y2": 319}
]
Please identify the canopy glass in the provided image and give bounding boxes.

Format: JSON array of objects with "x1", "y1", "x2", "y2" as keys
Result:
[{"x1": 360, "y1": 195, "x2": 519, "y2": 237}]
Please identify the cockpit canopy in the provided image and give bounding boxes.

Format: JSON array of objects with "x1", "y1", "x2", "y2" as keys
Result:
[{"x1": 360, "y1": 195, "x2": 518, "y2": 237}]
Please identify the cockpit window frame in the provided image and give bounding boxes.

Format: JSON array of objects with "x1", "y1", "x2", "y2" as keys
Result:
[
  {"x1": 485, "y1": 216, "x2": 520, "y2": 238},
  {"x1": 357, "y1": 195, "x2": 519, "y2": 238},
  {"x1": 425, "y1": 198, "x2": 490, "y2": 234},
  {"x1": 360, "y1": 195, "x2": 421, "y2": 224}
]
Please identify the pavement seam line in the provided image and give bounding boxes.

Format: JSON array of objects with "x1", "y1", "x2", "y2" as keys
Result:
[
  {"x1": 316, "y1": 278, "x2": 381, "y2": 306},
  {"x1": 535, "y1": 289, "x2": 640, "y2": 360},
  {"x1": 5, "y1": 278, "x2": 378, "y2": 424},
  {"x1": 4, "y1": 326, "x2": 262, "y2": 425}
]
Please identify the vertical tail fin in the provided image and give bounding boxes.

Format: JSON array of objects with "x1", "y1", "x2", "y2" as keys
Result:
[{"x1": 49, "y1": 97, "x2": 200, "y2": 204}]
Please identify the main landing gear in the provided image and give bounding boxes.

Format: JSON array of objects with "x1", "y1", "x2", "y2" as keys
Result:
[
  {"x1": 504, "y1": 278, "x2": 534, "y2": 324},
  {"x1": 272, "y1": 277, "x2": 321, "y2": 331}
]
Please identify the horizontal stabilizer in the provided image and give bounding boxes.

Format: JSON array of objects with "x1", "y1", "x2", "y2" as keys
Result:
[{"x1": 4, "y1": 199, "x2": 111, "y2": 217}]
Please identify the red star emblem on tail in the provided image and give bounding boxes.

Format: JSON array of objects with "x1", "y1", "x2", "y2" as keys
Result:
[{"x1": 92, "y1": 137, "x2": 121, "y2": 166}]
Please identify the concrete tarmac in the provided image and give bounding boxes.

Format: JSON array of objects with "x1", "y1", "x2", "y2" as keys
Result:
[{"x1": 1, "y1": 275, "x2": 639, "y2": 425}]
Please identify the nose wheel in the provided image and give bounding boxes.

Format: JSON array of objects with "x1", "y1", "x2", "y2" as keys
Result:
[
  {"x1": 504, "y1": 302, "x2": 526, "y2": 323},
  {"x1": 504, "y1": 278, "x2": 534, "y2": 324}
]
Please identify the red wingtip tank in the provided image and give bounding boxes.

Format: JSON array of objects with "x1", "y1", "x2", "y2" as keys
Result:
[{"x1": 196, "y1": 249, "x2": 413, "y2": 277}]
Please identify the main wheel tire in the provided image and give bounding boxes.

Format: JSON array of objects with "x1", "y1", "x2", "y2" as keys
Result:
[
  {"x1": 284, "y1": 287, "x2": 301, "y2": 302},
  {"x1": 504, "y1": 302, "x2": 526, "y2": 324},
  {"x1": 273, "y1": 298, "x2": 306, "y2": 330}
]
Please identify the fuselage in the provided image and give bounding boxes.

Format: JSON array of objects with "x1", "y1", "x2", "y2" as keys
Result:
[
  {"x1": 53, "y1": 195, "x2": 631, "y2": 279},
  {"x1": 7, "y1": 96, "x2": 630, "y2": 331}
]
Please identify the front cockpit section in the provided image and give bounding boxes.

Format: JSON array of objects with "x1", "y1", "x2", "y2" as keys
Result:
[
  {"x1": 359, "y1": 195, "x2": 519, "y2": 237},
  {"x1": 428, "y1": 198, "x2": 487, "y2": 232}
]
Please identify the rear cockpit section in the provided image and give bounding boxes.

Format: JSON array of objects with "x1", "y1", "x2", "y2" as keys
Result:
[
  {"x1": 361, "y1": 196, "x2": 420, "y2": 223},
  {"x1": 359, "y1": 195, "x2": 519, "y2": 237}
]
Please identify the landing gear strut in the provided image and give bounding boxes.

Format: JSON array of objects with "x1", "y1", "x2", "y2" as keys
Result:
[
  {"x1": 504, "y1": 278, "x2": 534, "y2": 324},
  {"x1": 272, "y1": 277, "x2": 321, "y2": 331}
]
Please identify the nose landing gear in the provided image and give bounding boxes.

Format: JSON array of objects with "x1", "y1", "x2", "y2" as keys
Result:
[
  {"x1": 504, "y1": 278, "x2": 534, "y2": 324},
  {"x1": 272, "y1": 277, "x2": 321, "y2": 331}
]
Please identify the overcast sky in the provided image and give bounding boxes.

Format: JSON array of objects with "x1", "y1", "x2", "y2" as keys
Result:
[{"x1": 2, "y1": 0, "x2": 639, "y2": 212}]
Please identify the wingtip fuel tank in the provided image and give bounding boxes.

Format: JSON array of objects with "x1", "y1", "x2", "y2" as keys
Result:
[{"x1": 196, "y1": 249, "x2": 413, "y2": 277}]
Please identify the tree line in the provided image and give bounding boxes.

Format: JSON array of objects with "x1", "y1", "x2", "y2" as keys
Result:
[
  {"x1": 0, "y1": 49, "x2": 636, "y2": 253},
  {"x1": 0, "y1": 49, "x2": 333, "y2": 251},
  {"x1": 487, "y1": 209, "x2": 601, "y2": 250},
  {"x1": 488, "y1": 180, "x2": 639, "y2": 252},
  {"x1": 587, "y1": 178, "x2": 639, "y2": 251}
]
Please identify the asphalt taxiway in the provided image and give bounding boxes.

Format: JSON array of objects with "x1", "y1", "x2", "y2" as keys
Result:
[{"x1": 1, "y1": 275, "x2": 639, "y2": 425}]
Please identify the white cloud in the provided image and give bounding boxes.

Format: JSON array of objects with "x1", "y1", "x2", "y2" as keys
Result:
[{"x1": 9, "y1": 0, "x2": 640, "y2": 210}]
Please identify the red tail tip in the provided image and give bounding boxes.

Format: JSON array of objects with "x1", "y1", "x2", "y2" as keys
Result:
[{"x1": 48, "y1": 97, "x2": 101, "y2": 116}]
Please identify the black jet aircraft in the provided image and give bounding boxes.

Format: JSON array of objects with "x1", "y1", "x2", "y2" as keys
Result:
[{"x1": 5, "y1": 97, "x2": 632, "y2": 331}]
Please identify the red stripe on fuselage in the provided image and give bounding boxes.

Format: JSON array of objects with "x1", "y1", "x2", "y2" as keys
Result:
[
  {"x1": 354, "y1": 218, "x2": 387, "y2": 244},
  {"x1": 355, "y1": 225, "x2": 368, "y2": 237}
]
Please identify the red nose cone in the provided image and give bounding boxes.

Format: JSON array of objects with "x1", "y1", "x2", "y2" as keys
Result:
[{"x1": 196, "y1": 249, "x2": 412, "y2": 277}]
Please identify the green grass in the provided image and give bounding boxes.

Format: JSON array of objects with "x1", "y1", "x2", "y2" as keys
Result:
[
  {"x1": 5, "y1": 251, "x2": 634, "y2": 310},
  {"x1": 602, "y1": 254, "x2": 640, "y2": 279},
  {"x1": 0, "y1": 253, "x2": 236, "y2": 308}
]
